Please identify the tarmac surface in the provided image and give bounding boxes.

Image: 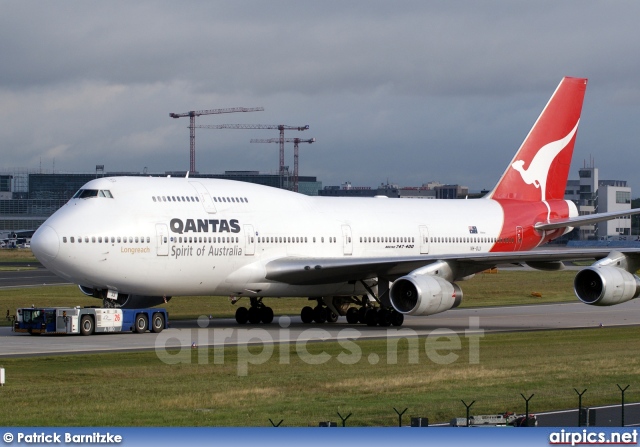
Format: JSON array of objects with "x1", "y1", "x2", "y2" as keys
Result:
[
  {"x1": 2, "y1": 299, "x2": 640, "y2": 358},
  {"x1": 2, "y1": 262, "x2": 640, "y2": 358},
  {"x1": 0, "y1": 266, "x2": 69, "y2": 289}
]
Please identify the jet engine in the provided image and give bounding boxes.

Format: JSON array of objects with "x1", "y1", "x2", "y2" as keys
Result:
[
  {"x1": 574, "y1": 266, "x2": 640, "y2": 306},
  {"x1": 78, "y1": 286, "x2": 171, "y2": 308},
  {"x1": 389, "y1": 274, "x2": 462, "y2": 316}
]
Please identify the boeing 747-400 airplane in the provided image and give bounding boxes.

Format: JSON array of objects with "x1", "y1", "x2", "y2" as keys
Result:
[{"x1": 31, "y1": 77, "x2": 640, "y2": 327}]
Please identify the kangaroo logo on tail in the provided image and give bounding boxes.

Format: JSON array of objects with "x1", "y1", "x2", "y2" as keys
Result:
[
  {"x1": 510, "y1": 120, "x2": 580, "y2": 202},
  {"x1": 488, "y1": 77, "x2": 587, "y2": 204}
]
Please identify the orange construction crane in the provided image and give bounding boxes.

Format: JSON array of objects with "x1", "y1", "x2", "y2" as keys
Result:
[
  {"x1": 169, "y1": 107, "x2": 264, "y2": 172},
  {"x1": 196, "y1": 124, "x2": 309, "y2": 182},
  {"x1": 250, "y1": 137, "x2": 315, "y2": 192}
]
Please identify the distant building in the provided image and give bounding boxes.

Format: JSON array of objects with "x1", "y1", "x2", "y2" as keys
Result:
[
  {"x1": 564, "y1": 162, "x2": 631, "y2": 240},
  {"x1": 319, "y1": 182, "x2": 399, "y2": 198},
  {"x1": 319, "y1": 181, "x2": 468, "y2": 200},
  {"x1": 0, "y1": 175, "x2": 12, "y2": 200},
  {"x1": 398, "y1": 188, "x2": 436, "y2": 199},
  {"x1": 435, "y1": 184, "x2": 469, "y2": 199},
  {"x1": 596, "y1": 185, "x2": 632, "y2": 239}
]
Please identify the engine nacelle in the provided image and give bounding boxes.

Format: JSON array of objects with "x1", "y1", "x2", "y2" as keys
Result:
[
  {"x1": 79, "y1": 285, "x2": 103, "y2": 298},
  {"x1": 77, "y1": 286, "x2": 170, "y2": 308},
  {"x1": 390, "y1": 274, "x2": 462, "y2": 316},
  {"x1": 574, "y1": 266, "x2": 640, "y2": 306}
]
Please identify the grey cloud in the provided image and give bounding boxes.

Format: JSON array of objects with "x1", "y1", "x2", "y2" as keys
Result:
[{"x1": 1, "y1": 1, "x2": 639, "y2": 193}]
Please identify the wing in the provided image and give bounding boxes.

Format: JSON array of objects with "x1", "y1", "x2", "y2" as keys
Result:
[{"x1": 265, "y1": 248, "x2": 640, "y2": 285}]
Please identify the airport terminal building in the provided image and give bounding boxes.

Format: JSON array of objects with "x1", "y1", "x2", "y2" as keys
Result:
[{"x1": 564, "y1": 163, "x2": 633, "y2": 240}]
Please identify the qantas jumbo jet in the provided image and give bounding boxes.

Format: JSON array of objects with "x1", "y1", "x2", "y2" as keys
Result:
[{"x1": 31, "y1": 77, "x2": 640, "y2": 328}]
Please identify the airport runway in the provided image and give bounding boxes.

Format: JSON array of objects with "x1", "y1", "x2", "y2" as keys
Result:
[
  {"x1": 0, "y1": 266, "x2": 69, "y2": 289},
  {"x1": 2, "y1": 299, "x2": 640, "y2": 358}
]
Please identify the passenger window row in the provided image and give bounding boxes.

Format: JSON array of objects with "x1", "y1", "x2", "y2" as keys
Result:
[
  {"x1": 429, "y1": 237, "x2": 503, "y2": 244},
  {"x1": 151, "y1": 195, "x2": 250, "y2": 203},
  {"x1": 153, "y1": 196, "x2": 200, "y2": 203},
  {"x1": 173, "y1": 236, "x2": 239, "y2": 244},
  {"x1": 62, "y1": 236, "x2": 151, "y2": 244},
  {"x1": 259, "y1": 236, "x2": 307, "y2": 244},
  {"x1": 58, "y1": 234, "x2": 509, "y2": 247},
  {"x1": 257, "y1": 236, "x2": 338, "y2": 244},
  {"x1": 360, "y1": 236, "x2": 415, "y2": 243},
  {"x1": 213, "y1": 197, "x2": 249, "y2": 203}
]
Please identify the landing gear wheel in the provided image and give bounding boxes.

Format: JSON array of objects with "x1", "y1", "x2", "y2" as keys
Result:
[
  {"x1": 134, "y1": 314, "x2": 148, "y2": 333},
  {"x1": 248, "y1": 307, "x2": 262, "y2": 324},
  {"x1": 260, "y1": 306, "x2": 274, "y2": 324},
  {"x1": 151, "y1": 312, "x2": 165, "y2": 333},
  {"x1": 80, "y1": 315, "x2": 94, "y2": 336},
  {"x1": 390, "y1": 311, "x2": 404, "y2": 327},
  {"x1": 326, "y1": 310, "x2": 338, "y2": 323},
  {"x1": 358, "y1": 307, "x2": 368, "y2": 324},
  {"x1": 300, "y1": 306, "x2": 314, "y2": 324},
  {"x1": 235, "y1": 306, "x2": 249, "y2": 324},
  {"x1": 313, "y1": 306, "x2": 327, "y2": 323},
  {"x1": 365, "y1": 308, "x2": 378, "y2": 327},
  {"x1": 377, "y1": 308, "x2": 391, "y2": 327},
  {"x1": 346, "y1": 307, "x2": 359, "y2": 324}
]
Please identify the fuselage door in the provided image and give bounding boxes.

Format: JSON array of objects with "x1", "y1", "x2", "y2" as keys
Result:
[
  {"x1": 419, "y1": 225, "x2": 430, "y2": 254},
  {"x1": 515, "y1": 226, "x2": 523, "y2": 251},
  {"x1": 342, "y1": 225, "x2": 353, "y2": 255},
  {"x1": 156, "y1": 223, "x2": 169, "y2": 256},
  {"x1": 189, "y1": 181, "x2": 217, "y2": 214},
  {"x1": 244, "y1": 224, "x2": 255, "y2": 256}
]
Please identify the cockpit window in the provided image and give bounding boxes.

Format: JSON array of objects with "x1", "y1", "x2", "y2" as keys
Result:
[
  {"x1": 73, "y1": 189, "x2": 114, "y2": 199},
  {"x1": 73, "y1": 189, "x2": 98, "y2": 198}
]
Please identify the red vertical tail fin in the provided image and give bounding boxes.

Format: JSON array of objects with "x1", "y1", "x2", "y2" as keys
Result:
[{"x1": 488, "y1": 77, "x2": 587, "y2": 202}]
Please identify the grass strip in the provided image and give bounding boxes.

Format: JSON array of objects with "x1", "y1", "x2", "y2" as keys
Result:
[{"x1": 0, "y1": 326, "x2": 638, "y2": 426}]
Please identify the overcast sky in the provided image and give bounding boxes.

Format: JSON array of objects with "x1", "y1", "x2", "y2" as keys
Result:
[{"x1": 1, "y1": 1, "x2": 639, "y2": 194}]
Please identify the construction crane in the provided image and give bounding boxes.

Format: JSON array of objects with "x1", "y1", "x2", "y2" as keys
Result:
[
  {"x1": 196, "y1": 124, "x2": 309, "y2": 182},
  {"x1": 169, "y1": 107, "x2": 264, "y2": 172},
  {"x1": 250, "y1": 137, "x2": 315, "y2": 192}
]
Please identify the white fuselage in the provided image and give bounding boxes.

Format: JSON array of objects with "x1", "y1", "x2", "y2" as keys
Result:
[{"x1": 34, "y1": 176, "x2": 523, "y2": 298}]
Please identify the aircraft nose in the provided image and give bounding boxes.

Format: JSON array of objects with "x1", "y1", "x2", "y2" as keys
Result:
[{"x1": 31, "y1": 225, "x2": 60, "y2": 263}]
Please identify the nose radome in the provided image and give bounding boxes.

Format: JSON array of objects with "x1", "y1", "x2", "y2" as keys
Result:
[{"x1": 31, "y1": 225, "x2": 60, "y2": 263}]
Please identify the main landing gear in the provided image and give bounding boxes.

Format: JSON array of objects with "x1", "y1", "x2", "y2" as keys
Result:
[
  {"x1": 298, "y1": 296, "x2": 404, "y2": 327},
  {"x1": 234, "y1": 297, "x2": 274, "y2": 324},
  {"x1": 300, "y1": 299, "x2": 339, "y2": 324},
  {"x1": 232, "y1": 294, "x2": 405, "y2": 327},
  {"x1": 342, "y1": 304, "x2": 403, "y2": 327}
]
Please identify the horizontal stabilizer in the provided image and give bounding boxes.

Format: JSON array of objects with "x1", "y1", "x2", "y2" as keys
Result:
[{"x1": 535, "y1": 208, "x2": 640, "y2": 231}]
